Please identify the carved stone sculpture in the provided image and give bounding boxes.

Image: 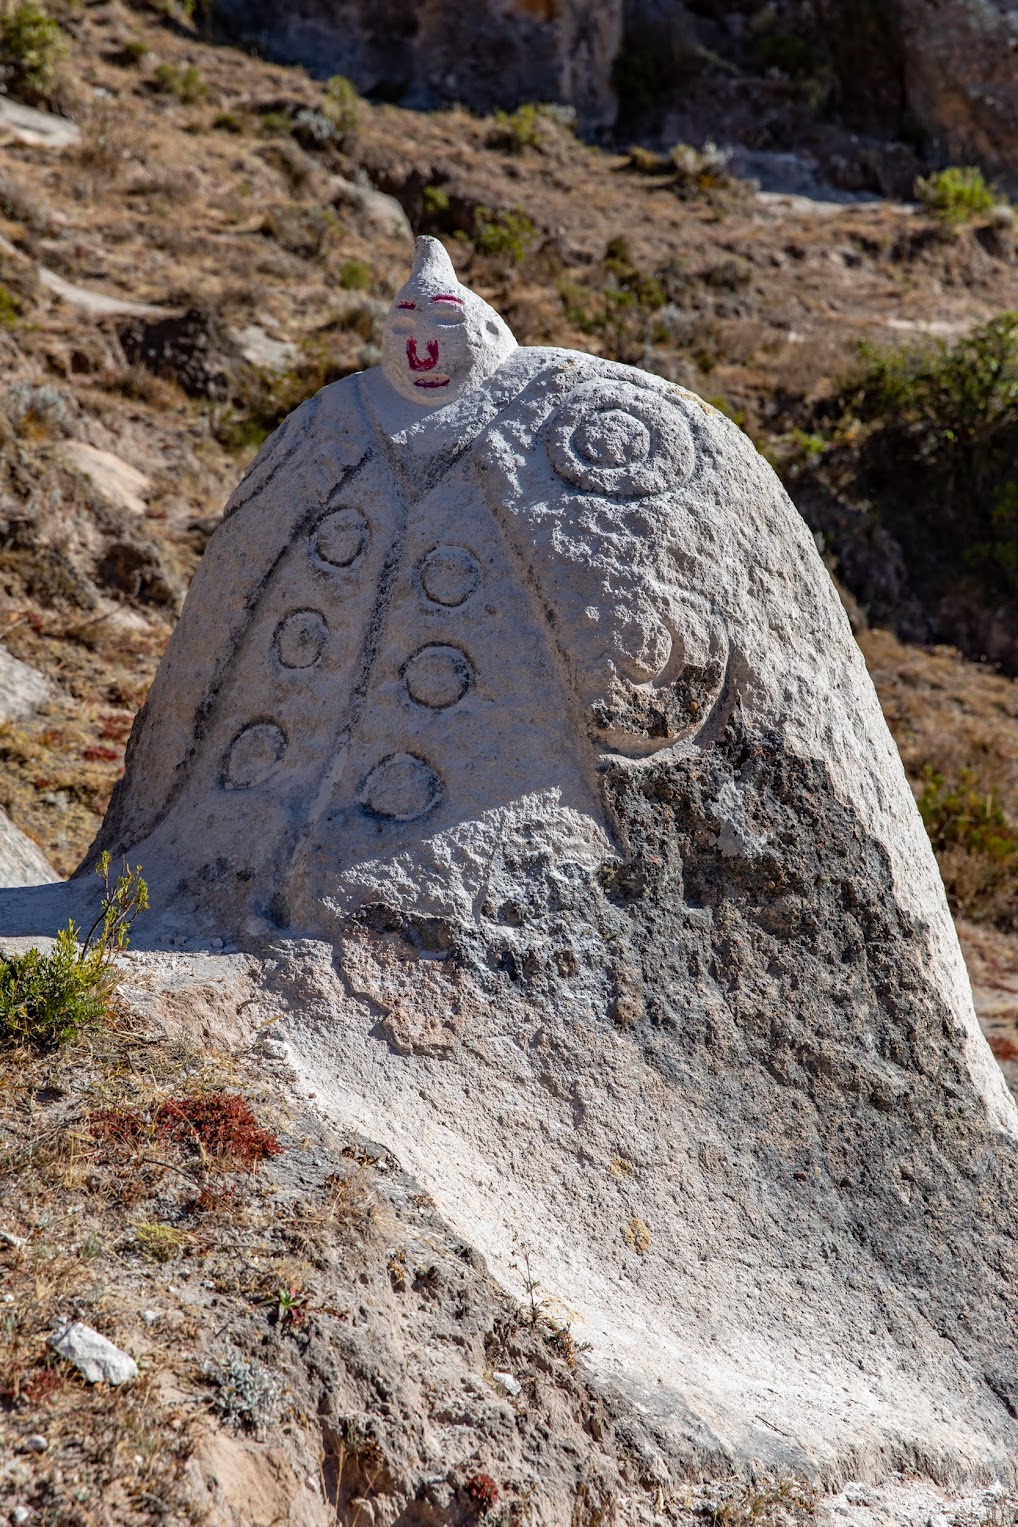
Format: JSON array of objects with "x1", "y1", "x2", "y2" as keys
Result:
[{"x1": 7, "y1": 238, "x2": 1018, "y2": 1501}]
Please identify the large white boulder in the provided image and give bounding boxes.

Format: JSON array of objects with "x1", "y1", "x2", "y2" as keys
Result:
[{"x1": 4, "y1": 239, "x2": 1018, "y2": 1508}]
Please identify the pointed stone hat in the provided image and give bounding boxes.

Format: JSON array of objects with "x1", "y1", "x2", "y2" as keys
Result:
[{"x1": 381, "y1": 235, "x2": 516, "y2": 405}]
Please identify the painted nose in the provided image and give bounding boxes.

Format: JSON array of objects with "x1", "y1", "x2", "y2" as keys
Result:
[{"x1": 407, "y1": 338, "x2": 440, "y2": 372}]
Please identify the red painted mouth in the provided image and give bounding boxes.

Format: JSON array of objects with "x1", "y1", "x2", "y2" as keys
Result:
[
  {"x1": 407, "y1": 338, "x2": 440, "y2": 372},
  {"x1": 414, "y1": 377, "x2": 451, "y2": 389}
]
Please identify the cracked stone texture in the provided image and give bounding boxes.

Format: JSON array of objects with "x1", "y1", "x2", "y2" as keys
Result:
[{"x1": 5, "y1": 250, "x2": 1018, "y2": 1506}]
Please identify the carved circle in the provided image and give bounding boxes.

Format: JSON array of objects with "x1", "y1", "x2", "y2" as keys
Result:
[
  {"x1": 403, "y1": 645, "x2": 472, "y2": 709},
  {"x1": 574, "y1": 409, "x2": 650, "y2": 468},
  {"x1": 359, "y1": 752, "x2": 443, "y2": 821},
  {"x1": 546, "y1": 380, "x2": 695, "y2": 498},
  {"x1": 273, "y1": 608, "x2": 328, "y2": 669},
  {"x1": 314, "y1": 507, "x2": 369, "y2": 567},
  {"x1": 223, "y1": 722, "x2": 287, "y2": 790},
  {"x1": 419, "y1": 545, "x2": 480, "y2": 607}
]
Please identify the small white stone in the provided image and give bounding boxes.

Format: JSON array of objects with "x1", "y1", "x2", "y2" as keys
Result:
[
  {"x1": 12, "y1": 1507, "x2": 32, "y2": 1524},
  {"x1": 23, "y1": 1436, "x2": 47, "y2": 1454},
  {"x1": 261, "y1": 1037, "x2": 288, "y2": 1059},
  {"x1": 492, "y1": 1370, "x2": 521, "y2": 1396},
  {"x1": 49, "y1": 1322, "x2": 138, "y2": 1386},
  {"x1": 140, "y1": 1310, "x2": 160, "y2": 1326}
]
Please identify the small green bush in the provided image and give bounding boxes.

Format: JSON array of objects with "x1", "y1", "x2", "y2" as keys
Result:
[
  {"x1": 472, "y1": 206, "x2": 536, "y2": 265},
  {"x1": 338, "y1": 258, "x2": 372, "y2": 291},
  {"x1": 0, "y1": 285, "x2": 20, "y2": 329},
  {"x1": 119, "y1": 38, "x2": 148, "y2": 64},
  {"x1": 488, "y1": 103, "x2": 543, "y2": 154},
  {"x1": 919, "y1": 768, "x2": 1018, "y2": 863},
  {"x1": 915, "y1": 166, "x2": 998, "y2": 225},
  {"x1": 152, "y1": 62, "x2": 208, "y2": 103},
  {"x1": 322, "y1": 74, "x2": 358, "y2": 139},
  {"x1": 670, "y1": 140, "x2": 735, "y2": 199},
  {"x1": 0, "y1": 2, "x2": 66, "y2": 104},
  {"x1": 0, "y1": 853, "x2": 148, "y2": 1053},
  {"x1": 213, "y1": 110, "x2": 246, "y2": 134},
  {"x1": 135, "y1": 1222, "x2": 188, "y2": 1262}
]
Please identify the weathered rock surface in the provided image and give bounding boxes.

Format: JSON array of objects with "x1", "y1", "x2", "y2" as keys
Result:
[
  {"x1": 900, "y1": 0, "x2": 1018, "y2": 183},
  {"x1": 212, "y1": 0, "x2": 623, "y2": 130},
  {"x1": 0, "y1": 809, "x2": 56, "y2": 888},
  {"x1": 5, "y1": 238, "x2": 1018, "y2": 1508},
  {"x1": 0, "y1": 646, "x2": 49, "y2": 724},
  {"x1": 49, "y1": 1322, "x2": 138, "y2": 1385}
]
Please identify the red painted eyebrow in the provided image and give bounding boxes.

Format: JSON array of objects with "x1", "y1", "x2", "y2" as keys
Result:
[
  {"x1": 397, "y1": 300, "x2": 416, "y2": 310},
  {"x1": 430, "y1": 294, "x2": 463, "y2": 304}
]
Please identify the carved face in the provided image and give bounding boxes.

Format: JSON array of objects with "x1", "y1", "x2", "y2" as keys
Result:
[{"x1": 381, "y1": 236, "x2": 517, "y2": 407}]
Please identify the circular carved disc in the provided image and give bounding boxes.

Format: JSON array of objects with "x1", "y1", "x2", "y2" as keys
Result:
[
  {"x1": 546, "y1": 380, "x2": 695, "y2": 498},
  {"x1": 314, "y1": 507, "x2": 369, "y2": 567},
  {"x1": 359, "y1": 753, "x2": 443, "y2": 821},
  {"x1": 403, "y1": 645, "x2": 472, "y2": 709},
  {"x1": 419, "y1": 546, "x2": 480, "y2": 607},
  {"x1": 273, "y1": 609, "x2": 328, "y2": 669},
  {"x1": 223, "y1": 722, "x2": 287, "y2": 789}
]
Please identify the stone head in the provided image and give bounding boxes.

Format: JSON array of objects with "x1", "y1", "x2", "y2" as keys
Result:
[{"x1": 381, "y1": 236, "x2": 517, "y2": 406}]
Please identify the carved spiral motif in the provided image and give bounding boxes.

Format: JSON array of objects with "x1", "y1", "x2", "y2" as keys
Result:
[{"x1": 546, "y1": 380, "x2": 695, "y2": 499}]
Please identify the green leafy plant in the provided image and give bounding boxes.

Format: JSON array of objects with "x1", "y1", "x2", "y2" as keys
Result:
[
  {"x1": 471, "y1": 206, "x2": 536, "y2": 266},
  {"x1": 0, "y1": 853, "x2": 148, "y2": 1052},
  {"x1": 338, "y1": 258, "x2": 372, "y2": 291},
  {"x1": 915, "y1": 166, "x2": 999, "y2": 225},
  {"x1": 0, "y1": 285, "x2": 19, "y2": 329},
  {"x1": 152, "y1": 62, "x2": 208, "y2": 103},
  {"x1": 0, "y1": 1, "x2": 66, "y2": 104},
  {"x1": 813, "y1": 314, "x2": 1018, "y2": 621},
  {"x1": 322, "y1": 74, "x2": 358, "y2": 139},
  {"x1": 135, "y1": 1221, "x2": 188, "y2": 1262},
  {"x1": 487, "y1": 102, "x2": 543, "y2": 154},
  {"x1": 918, "y1": 768, "x2": 1018, "y2": 863}
]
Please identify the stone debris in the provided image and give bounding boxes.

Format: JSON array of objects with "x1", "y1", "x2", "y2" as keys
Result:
[
  {"x1": 49, "y1": 1321, "x2": 138, "y2": 1386},
  {"x1": 37, "y1": 266, "x2": 168, "y2": 319},
  {"x1": 0, "y1": 98, "x2": 80, "y2": 149},
  {"x1": 230, "y1": 323, "x2": 298, "y2": 371},
  {"x1": 326, "y1": 174, "x2": 413, "y2": 238},
  {"x1": 0, "y1": 647, "x2": 49, "y2": 725},
  {"x1": 0, "y1": 809, "x2": 57, "y2": 890},
  {"x1": 56, "y1": 442, "x2": 153, "y2": 516}
]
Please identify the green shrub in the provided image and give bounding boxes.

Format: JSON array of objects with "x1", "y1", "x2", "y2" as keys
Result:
[
  {"x1": 119, "y1": 38, "x2": 148, "y2": 64},
  {"x1": 135, "y1": 1222, "x2": 188, "y2": 1262},
  {"x1": 322, "y1": 74, "x2": 358, "y2": 139},
  {"x1": 338, "y1": 258, "x2": 372, "y2": 291},
  {"x1": 0, "y1": 286, "x2": 19, "y2": 328},
  {"x1": 626, "y1": 145, "x2": 668, "y2": 175},
  {"x1": 0, "y1": 2, "x2": 66, "y2": 104},
  {"x1": 488, "y1": 103, "x2": 543, "y2": 154},
  {"x1": 818, "y1": 315, "x2": 1018, "y2": 616},
  {"x1": 670, "y1": 140, "x2": 736, "y2": 199},
  {"x1": 472, "y1": 207, "x2": 536, "y2": 265},
  {"x1": 152, "y1": 62, "x2": 208, "y2": 103},
  {"x1": 919, "y1": 768, "x2": 1018, "y2": 863},
  {"x1": 915, "y1": 166, "x2": 998, "y2": 225},
  {"x1": 213, "y1": 110, "x2": 246, "y2": 134},
  {"x1": 0, "y1": 853, "x2": 148, "y2": 1053}
]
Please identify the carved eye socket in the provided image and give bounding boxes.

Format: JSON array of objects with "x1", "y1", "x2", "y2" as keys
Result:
[{"x1": 429, "y1": 305, "x2": 466, "y2": 327}]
